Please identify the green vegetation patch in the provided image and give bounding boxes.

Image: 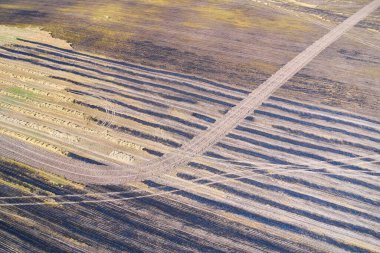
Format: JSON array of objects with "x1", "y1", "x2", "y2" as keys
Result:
[{"x1": 5, "y1": 86, "x2": 36, "y2": 99}]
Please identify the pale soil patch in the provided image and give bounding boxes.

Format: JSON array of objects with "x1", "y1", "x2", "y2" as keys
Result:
[{"x1": 0, "y1": 25, "x2": 71, "y2": 49}]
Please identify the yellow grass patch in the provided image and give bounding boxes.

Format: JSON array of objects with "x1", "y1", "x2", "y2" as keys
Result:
[
  {"x1": 0, "y1": 156, "x2": 84, "y2": 190},
  {"x1": 0, "y1": 4, "x2": 34, "y2": 10},
  {"x1": 0, "y1": 127, "x2": 68, "y2": 156},
  {"x1": 285, "y1": 0, "x2": 317, "y2": 8},
  {"x1": 66, "y1": 238, "x2": 89, "y2": 248},
  {"x1": 255, "y1": 14, "x2": 312, "y2": 32},
  {"x1": 169, "y1": 108, "x2": 190, "y2": 120},
  {"x1": 253, "y1": 60, "x2": 279, "y2": 74},
  {"x1": 367, "y1": 28, "x2": 380, "y2": 34},
  {"x1": 193, "y1": 6, "x2": 253, "y2": 28},
  {"x1": 89, "y1": 3, "x2": 126, "y2": 23},
  {"x1": 38, "y1": 170, "x2": 84, "y2": 190},
  {"x1": 190, "y1": 5, "x2": 312, "y2": 32},
  {"x1": 59, "y1": 2, "x2": 161, "y2": 23},
  {"x1": 0, "y1": 178, "x2": 34, "y2": 195},
  {"x1": 43, "y1": 199, "x2": 62, "y2": 208},
  {"x1": 6, "y1": 212, "x2": 36, "y2": 227},
  {"x1": 139, "y1": 0, "x2": 171, "y2": 5},
  {"x1": 360, "y1": 66, "x2": 380, "y2": 79}
]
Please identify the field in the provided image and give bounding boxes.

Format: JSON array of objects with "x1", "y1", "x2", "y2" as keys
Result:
[{"x1": 0, "y1": 0, "x2": 380, "y2": 252}]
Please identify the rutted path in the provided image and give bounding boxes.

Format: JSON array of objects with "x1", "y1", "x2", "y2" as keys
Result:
[{"x1": 1, "y1": 0, "x2": 379, "y2": 184}]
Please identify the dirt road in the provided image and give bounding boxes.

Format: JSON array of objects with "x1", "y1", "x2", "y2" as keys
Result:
[{"x1": 1, "y1": 0, "x2": 379, "y2": 184}]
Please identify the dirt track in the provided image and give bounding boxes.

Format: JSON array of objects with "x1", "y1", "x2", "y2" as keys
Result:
[{"x1": 1, "y1": 0, "x2": 380, "y2": 184}]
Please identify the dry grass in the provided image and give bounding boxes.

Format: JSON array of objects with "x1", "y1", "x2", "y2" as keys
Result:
[{"x1": 0, "y1": 156, "x2": 84, "y2": 190}]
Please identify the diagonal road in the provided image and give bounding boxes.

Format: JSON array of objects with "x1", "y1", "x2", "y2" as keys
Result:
[{"x1": 1, "y1": 0, "x2": 379, "y2": 184}]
